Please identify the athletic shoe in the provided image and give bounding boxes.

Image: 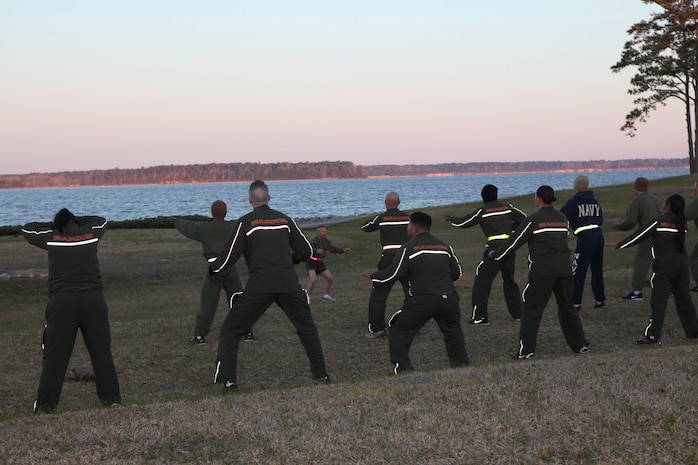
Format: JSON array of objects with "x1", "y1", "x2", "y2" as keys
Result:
[
  {"x1": 365, "y1": 328, "x2": 389, "y2": 339},
  {"x1": 322, "y1": 294, "x2": 336, "y2": 302},
  {"x1": 243, "y1": 331, "x2": 257, "y2": 341},
  {"x1": 514, "y1": 352, "x2": 534, "y2": 359},
  {"x1": 189, "y1": 336, "x2": 205, "y2": 345},
  {"x1": 314, "y1": 374, "x2": 331, "y2": 384},
  {"x1": 222, "y1": 381, "x2": 238, "y2": 393},
  {"x1": 635, "y1": 335, "x2": 661, "y2": 345},
  {"x1": 468, "y1": 317, "x2": 490, "y2": 326},
  {"x1": 593, "y1": 301, "x2": 607, "y2": 309},
  {"x1": 573, "y1": 304, "x2": 582, "y2": 312},
  {"x1": 578, "y1": 346, "x2": 589, "y2": 354},
  {"x1": 622, "y1": 292, "x2": 643, "y2": 300},
  {"x1": 691, "y1": 286, "x2": 698, "y2": 292}
]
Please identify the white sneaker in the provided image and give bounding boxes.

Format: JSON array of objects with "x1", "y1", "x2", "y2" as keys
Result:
[{"x1": 322, "y1": 294, "x2": 336, "y2": 302}]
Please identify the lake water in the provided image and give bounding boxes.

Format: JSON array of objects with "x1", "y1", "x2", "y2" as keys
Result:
[{"x1": 0, "y1": 169, "x2": 688, "y2": 226}]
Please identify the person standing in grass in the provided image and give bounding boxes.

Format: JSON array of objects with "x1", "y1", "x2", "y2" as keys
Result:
[
  {"x1": 559, "y1": 175, "x2": 606, "y2": 311},
  {"x1": 174, "y1": 200, "x2": 254, "y2": 345},
  {"x1": 489, "y1": 186, "x2": 590, "y2": 359},
  {"x1": 361, "y1": 191, "x2": 410, "y2": 339},
  {"x1": 683, "y1": 179, "x2": 698, "y2": 291},
  {"x1": 305, "y1": 225, "x2": 351, "y2": 302},
  {"x1": 613, "y1": 177, "x2": 662, "y2": 301},
  {"x1": 21, "y1": 208, "x2": 121, "y2": 413},
  {"x1": 363, "y1": 212, "x2": 470, "y2": 374},
  {"x1": 446, "y1": 184, "x2": 525, "y2": 325},
  {"x1": 210, "y1": 180, "x2": 330, "y2": 392},
  {"x1": 612, "y1": 194, "x2": 698, "y2": 345}
]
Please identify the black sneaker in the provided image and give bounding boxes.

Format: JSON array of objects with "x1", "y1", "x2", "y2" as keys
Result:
[
  {"x1": 691, "y1": 286, "x2": 698, "y2": 292},
  {"x1": 222, "y1": 381, "x2": 238, "y2": 393},
  {"x1": 468, "y1": 317, "x2": 490, "y2": 326},
  {"x1": 635, "y1": 335, "x2": 660, "y2": 345},
  {"x1": 243, "y1": 331, "x2": 257, "y2": 341},
  {"x1": 593, "y1": 301, "x2": 607, "y2": 309},
  {"x1": 622, "y1": 292, "x2": 643, "y2": 300},
  {"x1": 514, "y1": 352, "x2": 534, "y2": 359},
  {"x1": 189, "y1": 336, "x2": 205, "y2": 345},
  {"x1": 314, "y1": 374, "x2": 331, "y2": 384},
  {"x1": 578, "y1": 346, "x2": 589, "y2": 354}
]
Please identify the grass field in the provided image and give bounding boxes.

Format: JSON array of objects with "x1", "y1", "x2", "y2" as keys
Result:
[{"x1": 1, "y1": 175, "x2": 698, "y2": 464}]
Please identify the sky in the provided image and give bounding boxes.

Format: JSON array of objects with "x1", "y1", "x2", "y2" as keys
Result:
[{"x1": 0, "y1": 0, "x2": 685, "y2": 175}]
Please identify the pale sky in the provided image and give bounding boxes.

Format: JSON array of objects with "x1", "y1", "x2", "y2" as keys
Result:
[{"x1": 0, "y1": 0, "x2": 684, "y2": 175}]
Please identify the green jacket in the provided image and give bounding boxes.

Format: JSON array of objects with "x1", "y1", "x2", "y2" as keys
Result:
[
  {"x1": 448, "y1": 200, "x2": 526, "y2": 244},
  {"x1": 175, "y1": 218, "x2": 238, "y2": 261},
  {"x1": 684, "y1": 196, "x2": 698, "y2": 228},
  {"x1": 491, "y1": 206, "x2": 572, "y2": 277},
  {"x1": 22, "y1": 216, "x2": 107, "y2": 296},
  {"x1": 309, "y1": 236, "x2": 345, "y2": 259},
  {"x1": 613, "y1": 192, "x2": 662, "y2": 232},
  {"x1": 618, "y1": 211, "x2": 686, "y2": 256},
  {"x1": 210, "y1": 204, "x2": 313, "y2": 293},
  {"x1": 371, "y1": 232, "x2": 461, "y2": 295}
]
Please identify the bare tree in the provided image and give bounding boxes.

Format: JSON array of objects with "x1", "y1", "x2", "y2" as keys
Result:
[{"x1": 612, "y1": 0, "x2": 698, "y2": 173}]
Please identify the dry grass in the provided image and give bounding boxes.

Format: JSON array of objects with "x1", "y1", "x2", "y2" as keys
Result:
[{"x1": 1, "y1": 174, "x2": 698, "y2": 464}]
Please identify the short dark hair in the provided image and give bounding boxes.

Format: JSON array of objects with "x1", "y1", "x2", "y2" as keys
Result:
[
  {"x1": 409, "y1": 211, "x2": 432, "y2": 229},
  {"x1": 54, "y1": 208, "x2": 75, "y2": 232},
  {"x1": 481, "y1": 184, "x2": 498, "y2": 202},
  {"x1": 536, "y1": 185, "x2": 556, "y2": 204},
  {"x1": 633, "y1": 177, "x2": 649, "y2": 192}
]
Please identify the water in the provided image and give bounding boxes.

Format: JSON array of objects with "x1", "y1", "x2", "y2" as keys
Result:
[{"x1": 0, "y1": 169, "x2": 687, "y2": 226}]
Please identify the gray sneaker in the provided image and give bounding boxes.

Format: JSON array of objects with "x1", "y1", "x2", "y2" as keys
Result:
[{"x1": 365, "y1": 328, "x2": 389, "y2": 339}]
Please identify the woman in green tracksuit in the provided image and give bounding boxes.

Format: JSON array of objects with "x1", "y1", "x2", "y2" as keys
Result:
[
  {"x1": 614, "y1": 194, "x2": 698, "y2": 345},
  {"x1": 489, "y1": 186, "x2": 589, "y2": 359},
  {"x1": 22, "y1": 208, "x2": 121, "y2": 413}
]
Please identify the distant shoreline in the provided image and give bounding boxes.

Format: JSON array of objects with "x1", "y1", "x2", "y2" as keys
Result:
[{"x1": 0, "y1": 159, "x2": 688, "y2": 190}]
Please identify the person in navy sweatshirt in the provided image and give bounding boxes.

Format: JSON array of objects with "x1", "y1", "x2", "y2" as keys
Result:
[{"x1": 560, "y1": 175, "x2": 606, "y2": 311}]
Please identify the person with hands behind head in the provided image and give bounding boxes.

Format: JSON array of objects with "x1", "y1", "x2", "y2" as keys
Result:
[{"x1": 21, "y1": 208, "x2": 121, "y2": 414}]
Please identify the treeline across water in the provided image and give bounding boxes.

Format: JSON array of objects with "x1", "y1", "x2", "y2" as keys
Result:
[{"x1": 0, "y1": 158, "x2": 687, "y2": 189}]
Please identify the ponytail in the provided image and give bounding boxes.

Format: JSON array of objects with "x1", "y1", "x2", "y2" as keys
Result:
[{"x1": 666, "y1": 194, "x2": 686, "y2": 253}]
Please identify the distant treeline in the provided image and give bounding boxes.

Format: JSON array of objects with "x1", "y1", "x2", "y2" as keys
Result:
[
  {"x1": 363, "y1": 158, "x2": 688, "y2": 176},
  {"x1": 0, "y1": 158, "x2": 687, "y2": 189}
]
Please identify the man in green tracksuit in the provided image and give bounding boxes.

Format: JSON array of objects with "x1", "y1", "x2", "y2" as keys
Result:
[
  {"x1": 489, "y1": 186, "x2": 589, "y2": 359},
  {"x1": 175, "y1": 200, "x2": 249, "y2": 345},
  {"x1": 613, "y1": 177, "x2": 663, "y2": 300},
  {"x1": 446, "y1": 184, "x2": 526, "y2": 325},
  {"x1": 210, "y1": 180, "x2": 330, "y2": 391},
  {"x1": 365, "y1": 212, "x2": 470, "y2": 374},
  {"x1": 361, "y1": 191, "x2": 410, "y2": 338},
  {"x1": 305, "y1": 225, "x2": 351, "y2": 302},
  {"x1": 22, "y1": 208, "x2": 121, "y2": 413}
]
